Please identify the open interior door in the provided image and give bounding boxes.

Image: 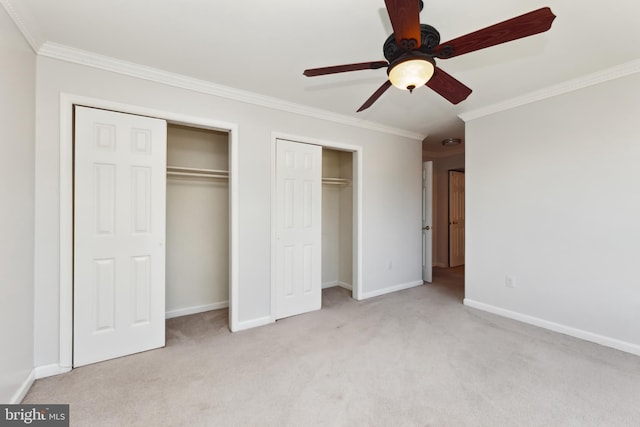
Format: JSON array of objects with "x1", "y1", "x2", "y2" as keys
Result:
[
  {"x1": 422, "y1": 161, "x2": 433, "y2": 282},
  {"x1": 449, "y1": 170, "x2": 465, "y2": 267}
]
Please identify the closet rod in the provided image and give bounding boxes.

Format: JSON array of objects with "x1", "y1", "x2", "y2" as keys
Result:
[
  {"x1": 322, "y1": 178, "x2": 351, "y2": 186},
  {"x1": 167, "y1": 166, "x2": 228, "y2": 175},
  {"x1": 167, "y1": 171, "x2": 228, "y2": 179}
]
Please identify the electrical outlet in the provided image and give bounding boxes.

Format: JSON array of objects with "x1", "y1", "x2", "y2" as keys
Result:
[{"x1": 505, "y1": 275, "x2": 516, "y2": 288}]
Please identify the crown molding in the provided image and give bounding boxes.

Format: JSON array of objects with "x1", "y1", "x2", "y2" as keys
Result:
[
  {"x1": 459, "y1": 59, "x2": 640, "y2": 122},
  {"x1": 37, "y1": 41, "x2": 424, "y2": 141},
  {"x1": 0, "y1": 0, "x2": 45, "y2": 52}
]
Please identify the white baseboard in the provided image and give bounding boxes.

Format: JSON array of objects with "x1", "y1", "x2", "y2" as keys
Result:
[
  {"x1": 338, "y1": 281, "x2": 352, "y2": 291},
  {"x1": 322, "y1": 281, "x2": 338, "y2": 289},
  {"x1": 232, "y1": 316, "x2": 274, "y2": 332},
  {"x1": 165, "y1": 301, "x2": 229, "y2": 319},
  {"x1": 463, "y1": 299, "x2": 640, "y2": 356},
  {"x1": 10, "y1": 370, "x2": 35, "y2": 404},
  {"x1": 34, "y1": 364, "x2": 71, "y2": 379},
  {"x1": 361, "y1": 280, "x2": 423, "y2": 300},
  {"x1": 322, "y1": 281, "x2": 353, "y2": 291}
]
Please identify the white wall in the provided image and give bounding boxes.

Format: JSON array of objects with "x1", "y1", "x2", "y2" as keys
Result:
[
  {"x1": 166, "y1": 125, "x2": 229, "y2": 315},
  {"x1": 0, "y1": 7, "x2": 35, "y2": 402},
  {"x1": 465, "y1": 72, "x2": 640, "y2": 353},
  {"x1": 33, "y1": 56, "x2": 423, "y2": 367}
]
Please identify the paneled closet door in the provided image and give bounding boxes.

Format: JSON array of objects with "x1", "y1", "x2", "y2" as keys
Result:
[
  {"x1": 275, "y1": 139, "x2": 322, "y2": 319},
  {"x1": 74, "y1": 106, "x2": 167, "y2": 367}
]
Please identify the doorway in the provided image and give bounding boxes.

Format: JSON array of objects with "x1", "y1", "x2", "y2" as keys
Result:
[
  {"x1": 165, "y1": 124, "x2": 230, "y2": 319},
  {"x1": 270, "y1": 135, "x2": 362, "y2": 321},
  {"x1": 321, "y1": 148, "x2": 354, "y2": 292},
  {"x1": 59, "y1": 94, "x2": 239, "y2": 369}
]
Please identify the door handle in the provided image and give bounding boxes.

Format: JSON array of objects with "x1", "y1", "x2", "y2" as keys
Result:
[{"x1": 423, "y1": 226, "x2": 430, "y2": 230}]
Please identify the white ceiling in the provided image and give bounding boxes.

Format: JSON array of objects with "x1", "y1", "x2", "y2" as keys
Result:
[{"x1": 7, "y1": 0, "x2": 640, "y2": 151}]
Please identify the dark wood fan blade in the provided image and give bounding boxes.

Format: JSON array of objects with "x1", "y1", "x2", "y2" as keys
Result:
[
  {"x1": 426, "y1": 67, "x2": 472, "y2": 104},
  {"x1": 304, "y1": 61, "x2": 388, "y2": 77},
  {"x1": 384, "y1": 0, "x2": 422, "y2": 50},
  {"x1": 357, "y1": 80, "x2": 393, "y2": 112},
  {"x1": 434, "y1": 7, "x2": 556, "y2": 59}
]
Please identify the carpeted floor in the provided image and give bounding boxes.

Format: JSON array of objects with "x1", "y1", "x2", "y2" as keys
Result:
[{"x1": 24, "y1": 267, "x2": 640, "y2": 426}]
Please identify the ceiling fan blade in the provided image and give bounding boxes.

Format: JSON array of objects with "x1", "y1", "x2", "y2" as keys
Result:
[
  {"x1": 384, "y1": 0, "x2": 422, "y2": 50},
  {"x1": 357, "y1": 80, "x2": 393, "y2": 112},
  {"x1": 434, "y1": 7, "x2": 556, "y2": 59},
  {"x1": 426, "y1": 67, "x2": 472, "y2": 104},
  {"x1": 304, "y1": 61, "x2": 388, "y2": 77}
]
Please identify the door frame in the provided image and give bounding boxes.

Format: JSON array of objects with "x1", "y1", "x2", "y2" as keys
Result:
[
  {"x1": 58, "y1": 93, "x2": 239, "y2": 369},
  {"x1": 270, "y1": 132, "x2": 363, "y2": 321}
]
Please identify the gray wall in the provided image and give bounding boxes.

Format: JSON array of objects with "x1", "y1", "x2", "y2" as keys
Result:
[
  {"x1": 0, "y1": 7, "x2": 35, "y2": 403},
  {"x1": 465, "y1": 72, "x2": 640, "y2": 353}
]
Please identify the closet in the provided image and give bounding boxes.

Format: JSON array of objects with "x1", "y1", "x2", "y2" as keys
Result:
[
  {"x1": 165, "y1": 124, "x2": 230, "y2": 319},
  {"x1": 321, "y1": 148, "x2": 353, "y2": 292}
]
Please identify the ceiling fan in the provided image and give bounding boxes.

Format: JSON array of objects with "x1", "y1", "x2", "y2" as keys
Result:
[{"x1": 303, "y1": 1, "x2": 556, "y2": 112}]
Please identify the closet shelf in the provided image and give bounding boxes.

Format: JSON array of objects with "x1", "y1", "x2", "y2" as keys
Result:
[
  {"x1": 167, "y1": 166, "x2": 228, "y2": 179},
  {"x1": 322, "y1": 177, "x2": 351, "y2": 186}
]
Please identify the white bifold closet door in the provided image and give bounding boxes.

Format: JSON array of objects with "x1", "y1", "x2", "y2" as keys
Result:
[
  {"x1": 74, "y1": 106, "x2": 167, "y2": 367},
  {"x1": 275, "y1": 139, "x2": 322, "y2": 319}
]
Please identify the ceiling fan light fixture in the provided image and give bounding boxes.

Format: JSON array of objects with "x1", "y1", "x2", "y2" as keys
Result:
[
  {"x1": 388, "y1": 55, "x2": 435, "y2": 92},
  {"x1": 442, "y1": 137, "x2": 462, "y2": 146}
]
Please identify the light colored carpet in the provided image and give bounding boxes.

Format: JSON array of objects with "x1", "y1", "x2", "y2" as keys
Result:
[{"x1": 24, "y1": 268, "x2": 640, "y2": 426}]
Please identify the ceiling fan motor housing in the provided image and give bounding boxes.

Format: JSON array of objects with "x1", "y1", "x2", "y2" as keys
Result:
[{"x1": 383, "y1": 24, "x2": 441, "y2": 63}]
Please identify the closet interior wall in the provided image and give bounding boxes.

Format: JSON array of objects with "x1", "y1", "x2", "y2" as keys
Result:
[
  {"x1": 166, "y1": 124, "x2": 229, "y2": 318},
  {"x1": 321, "y1": 148, "x2": 353, "y2": 291}
]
